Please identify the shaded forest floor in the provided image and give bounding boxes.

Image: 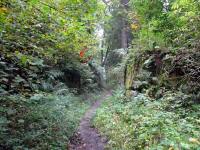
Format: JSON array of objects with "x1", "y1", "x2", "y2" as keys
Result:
[
  {"x1": 93, "y1": 89, "x2": 200, "y2": 150},
  {"x1": 69, "y1": 92, "x2": 111, "y2": 150}
]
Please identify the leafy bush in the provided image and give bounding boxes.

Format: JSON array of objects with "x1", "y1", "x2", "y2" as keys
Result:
[
  {"x1": 130, "y1": 0, "x2": 200, "y2": 51},
  {"x1": 0, "y1": 91, "x2": 89, "y2": 149},
  {"x1": 94, "y1": 90, "x2": 200, "y2": 150}
]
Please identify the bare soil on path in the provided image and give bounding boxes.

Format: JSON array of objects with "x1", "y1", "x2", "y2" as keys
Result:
[{"x1": 69, "y1": 92, "x2": 111, "y2": 150}]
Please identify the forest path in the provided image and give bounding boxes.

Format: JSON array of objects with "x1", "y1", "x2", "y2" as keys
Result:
[{"x1": 68, "y1": 92, "x2": 111, "y2": 150}]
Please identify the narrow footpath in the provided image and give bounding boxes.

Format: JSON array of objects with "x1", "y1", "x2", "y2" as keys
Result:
[{"x1": 69, "y1": 92, "x2": 111, "y2": 150}]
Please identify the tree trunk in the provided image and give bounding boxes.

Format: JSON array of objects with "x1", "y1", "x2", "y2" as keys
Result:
[
  {"x1": 120, "y1": 0, "x2": 130, "y2": 49},
  {"x1": 121, "y1": 21, "x2": 128, "y2": 49}
]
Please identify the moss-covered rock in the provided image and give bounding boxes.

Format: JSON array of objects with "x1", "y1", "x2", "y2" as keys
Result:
[{"x1": 124, "y1": 49, "x2": 200, "y2": 100}]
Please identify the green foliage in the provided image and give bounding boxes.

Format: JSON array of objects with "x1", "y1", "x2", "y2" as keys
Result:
[
  {"x1": 1, "y1": 0, "x2": 104, "y2": 61},
  {"x1": 102, "y1": 0, "x2": 132, "y2": 50},
  {"x1": 0, "y1": 90, "x2": 89, "y2": 149},
  {"x1": 102, "y1": 48, "x2": 127, "y2": 88},
  {"x1": 0, "y1": 0, "x2": 109, "y2": 149},
  {"x1": 94, "y1": 90, "x2": 200, "y2": 150},
  {"x1": 129, "y1": 0, "x2": 200, "y2": 50},
  {"x1": 131, "y1": 0, "x2": 163, "y2": 21}
]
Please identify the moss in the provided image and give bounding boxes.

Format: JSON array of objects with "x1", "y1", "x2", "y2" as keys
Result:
[{"x1": 124, "y1": 50, "x2": 148, "y2": 96}]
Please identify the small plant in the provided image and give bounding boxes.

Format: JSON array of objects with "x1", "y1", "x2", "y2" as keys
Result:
[
  {"x1": 0, "y1": 91, "x2": 89, "y2": 149},
  {"x1": 93, "y1": 90, "x2": 200, "y2": 150}
]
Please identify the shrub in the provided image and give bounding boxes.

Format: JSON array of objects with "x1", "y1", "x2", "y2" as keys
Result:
[
  {"x1": 94, "y1": 90, "x2": 200, "y2": 150},
  {"x1": 0, "y1": 91, "x2": 89, "y2": 149}
]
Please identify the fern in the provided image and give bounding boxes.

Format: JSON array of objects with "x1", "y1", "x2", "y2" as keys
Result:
[
  {"x1": 55, "y1": 88, "x2": 69, "y2": 96},
  {"x1": 54, "y1": 82, "x2": 71, "y2": 96},
  {"x1": 47, "y1": 69, "x2": 64, "y2": 80},
  {"x1": 40, "y1": 81, "x2": 53, "y2": 92},
  {"x1": 54, "y1": 82, "x2": 66, "y2": 90}
]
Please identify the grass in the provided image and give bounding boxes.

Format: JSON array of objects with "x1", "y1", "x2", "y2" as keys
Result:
[
  {"x1": 93, "y1": 89, "x2": 200, "y2": 150},
  {"x1": 0, "y1": 91, "x2": 90, "y2": 149}
]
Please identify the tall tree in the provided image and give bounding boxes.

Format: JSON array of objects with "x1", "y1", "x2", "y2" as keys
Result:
[
  {"x1": 120, "y1": 0, "x2": 131, "y2": 49},
  {"x1": 103, "y1": 0, "x2": 132, "y2": 50}
]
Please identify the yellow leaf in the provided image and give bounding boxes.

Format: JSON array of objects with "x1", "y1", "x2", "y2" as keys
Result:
[
  {"x1": 168, "y1": 147, "x2": 174, "y2": 150},
  {"x1": 131, "y1": 24, "x2": 139, "y2": 30},
  {"x1": 189, "y1": 138, "x2": 200, "y2": 145},
  {"x1": 0, "y1": 7, "x2": 8, "y2": 13}
]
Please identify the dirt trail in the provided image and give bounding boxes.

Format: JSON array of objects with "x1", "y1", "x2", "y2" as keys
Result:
[{"x1": 69, "y1": 92, "x2": 111, "y2": 150}]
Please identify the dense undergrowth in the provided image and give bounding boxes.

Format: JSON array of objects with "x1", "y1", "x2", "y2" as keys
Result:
[
  {"x1": 94, "y1": 89, "x2": 200, "y2": 150},
  {"x1": 1, "y1": 0, "x2": 200, "y2": 149},
  {"x1": 0, "y1": 1, "x2": 104, "y2": 149},
  {"x1": 0, "y1": 89, "x2": 91, "y2": 149}
]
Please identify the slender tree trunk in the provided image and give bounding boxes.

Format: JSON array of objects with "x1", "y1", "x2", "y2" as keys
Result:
[
  {"x1": 120, "y1": 0, "x2": 130, "y2": 49},
  {"x1": 101, "y1": 49, "x2": 104, "y2": 65},
  {"x1": 101, "y1": 47, "x2": 110, "y2": 67},
  {"x1": 121, "y1": 21, "x2": 128, "y2": 49}
]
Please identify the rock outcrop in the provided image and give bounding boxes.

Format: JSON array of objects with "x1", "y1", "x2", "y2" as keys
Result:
[{"x1": 124, "y1": 49, "x2": 200, "y2": 103}]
